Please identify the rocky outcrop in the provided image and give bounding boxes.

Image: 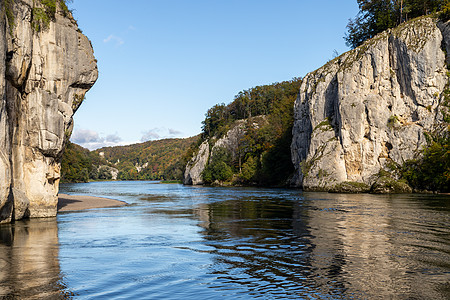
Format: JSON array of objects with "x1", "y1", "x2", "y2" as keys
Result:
[
  {"x1": 98, "y1": 165, "x2": 119, "y2": 180},
  {"x1": 184, "y1": 141, "x2": 209, "y2": 185},
  {"x1": 0, "y1": 1, "x2": 98, "y2": 222},
  {"x1": 183, "y1": 119, "x2": 248, "y2": 185},
  {"x1": 291, "y1": 17, "x2": 448, "y2": 191}
]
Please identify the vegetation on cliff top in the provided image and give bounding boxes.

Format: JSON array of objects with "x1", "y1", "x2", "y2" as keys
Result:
[
  {"x1": 32, "y1": 0, "x2": 71, "y2": 31},
  {"x1": 3, "y1": 0, "x2": 72, "y2": 32},
  {"x1": 345, "y1": 0, "x2": 448, "y2": 48},
  {"x1": 199, "y1": 78, "x2": 302, "y2": 186}
]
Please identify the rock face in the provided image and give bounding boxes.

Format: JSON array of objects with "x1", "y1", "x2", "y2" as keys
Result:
[
  {"x1": 291, "y1": 17, "x2": 448, "y2": 191},
  {"x1": 0, "y1": 1, "x2": 98, "y2": 222},
  {"x1": 184, "y1": 141, "x2": 210, "y2": 185},
  {"x1": 183, "y1": 120, "x2": 247, "y2": 185}
]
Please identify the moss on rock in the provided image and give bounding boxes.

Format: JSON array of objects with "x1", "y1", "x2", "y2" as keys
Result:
[
  {"x1": 370, "y1": 176, "x2": 413, "y2": 194},
  {"x1": 329, "y1": 181, "x2": 371, "y2": 193}
]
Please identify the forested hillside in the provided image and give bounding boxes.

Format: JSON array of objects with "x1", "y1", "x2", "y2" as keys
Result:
[
  {"x1": 191, "y1": 78, "x2": 302, "y2": 186},
  {"x1": 61, "y1": 142, "x2": 111, "y2": 183},
  {"x1": 61, "y1": 136, "x2": 199, "y2": 182},
  {"x1": 95, "y1": 136, "x2": 200, "y2": 181}
]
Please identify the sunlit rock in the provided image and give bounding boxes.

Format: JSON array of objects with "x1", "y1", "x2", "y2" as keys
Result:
[
  {"x1": 0, "y1": 1, "x2": 98, "y2": 222},
  {"x1": 291, "y1": 17, "x2": 449, "y2": 191}
]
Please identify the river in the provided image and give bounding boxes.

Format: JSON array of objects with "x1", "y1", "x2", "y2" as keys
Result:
[{"x1": 0, "y1": 181, "x2": 449, "y2": 299}]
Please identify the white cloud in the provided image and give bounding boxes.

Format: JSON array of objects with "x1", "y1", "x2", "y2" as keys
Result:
[
  {"x1": 141, "y1": 127, "x2": 184, "y2": 142},
  {"x1": 71, "y1": 129, "x2": 103, "y2": 144},
  {"x1": 71, "y1": 127, "x2": 185, "y2": 150},
  {"x1": 103, "y1": 34, "x2": 124, "y2": 46},
  {"x1": 141, "y1": 128, "x2": 161, "y2": 142},
  {"x1": 71, "y1": 129, "x2": 125, "y2": 150},
  {"x1": 105, "y1": 133, "x2": 122, "y2": 143},
  {"x1": 168, "y1": 128, "x2": 182, "y2": 136}
]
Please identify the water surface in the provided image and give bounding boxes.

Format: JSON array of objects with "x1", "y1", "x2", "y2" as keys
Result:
[{"x1": 1, "y1": 181, "x2": 449, "y2": 299}]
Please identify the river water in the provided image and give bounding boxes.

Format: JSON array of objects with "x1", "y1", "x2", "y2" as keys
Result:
[{"x1": 0, "y1": 181, "x2": 449, "y2": 299}]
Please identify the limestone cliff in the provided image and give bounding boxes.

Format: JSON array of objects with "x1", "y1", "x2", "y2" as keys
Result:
[
  {"x1": 184, "y1": 120, "x2": 247, "y2": 185},
  {"x1": 291, "y1": 16, "x2": 448, "y2": 191},
  {"x1": 0, "y1": 1, "x2": 98, "y2": 222},
  {"x1": 183, "y1": 141, "x2": 209, "y2": 185}
]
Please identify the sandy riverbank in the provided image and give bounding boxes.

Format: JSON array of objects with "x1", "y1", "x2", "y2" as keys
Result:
[{"x1": 57, "y1": 193, "x2": 127, "y2": 212}]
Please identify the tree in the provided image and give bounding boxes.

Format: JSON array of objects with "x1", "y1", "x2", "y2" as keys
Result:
[
  {"x1": 240, "y1": 156, "x2": 257, "y2": 182},
  {"x1": 345, "y1": 0, "x2": 397, "y2": 48},
  {"x1": 202, "y1": 147, "x2": 234, "y2": 183},
  {"x1": 201, "y1": 103, "x2": 228, "y2": 138},
  {"x1": 345, "y1": 0, "x2": 446, "y2": 48}
]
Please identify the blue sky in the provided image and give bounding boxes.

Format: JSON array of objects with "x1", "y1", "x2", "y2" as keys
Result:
[{"x1": 69, "y1": 0, "x2": 359, "y2": 149}]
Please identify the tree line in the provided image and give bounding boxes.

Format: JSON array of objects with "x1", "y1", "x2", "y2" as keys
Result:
[
  {"x1": 60, "y1": 136, "x2": 199, "y2": 183},
  {"x1": 200, "y1": 78, "x2": 302, "y2": 186},
  {"x1": 345, "y1": 0, "x2": 449, "y2": 48},
  {"x1": 93, "y1": 136, "x2": 199, "y2": 181},
  {"x1": 60, "y1": 142, "x2": 110, "y2": 182}
]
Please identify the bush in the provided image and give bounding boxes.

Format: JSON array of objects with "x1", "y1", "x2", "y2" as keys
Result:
[
  {"x1": 240, "y1": 156, "x2": 257, "y2": 182},
  {"x1": 202, "y1": 147, "x2": 234, "y2": 183}
]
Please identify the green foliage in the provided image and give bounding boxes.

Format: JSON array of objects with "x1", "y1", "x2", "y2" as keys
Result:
[
  {"x1": 60, "y1": 142, "x2": 108, "y2": 182},
  {"x1": 401, "y1": 139, "x2": 450, "y2": 191},
  {"x1": 346, "y1": 0, "x2": 446, "y2": 48},
  {"x1": 199, "y1": 78, "x2": 301, "y2": 186},
  {"x1": 387, "y1": 114, "x2": 400, "y2": 128},
  {"x1": 96, "y1": 136, "x2": 200, "y2": 181},
  {"x1": 98, "y1": 165, "x2": 113, "y2": 180},
  {"x1": 62, "y1": 136, "x2": 199, "y2": 182},
  {"x1": 32, "y1": 0, "x2": 70, "y2": 32},
  {"x1": 202, "y1": 147, "x2": 234, "y2": 184},
  {"x1": 440, "y1": 1, "x2": 450, "y2": 20},
  {"x1": 201, "y1": 78, "x2": 302, "y2": 139},
  {"x1": 240, "y1": 156, "x2": 257, "y2": 182},
  {"x1": 4, "y1": 0, "x2": 15, "y2": 33},
  {"x1": 399, "y1": 80, "x2": 450, "y2": 192}
]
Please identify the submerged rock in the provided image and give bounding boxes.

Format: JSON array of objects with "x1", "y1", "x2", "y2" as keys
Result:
[
  {"x1": 0, "y1": 1, "x2": 98, "y2": 223},
  {"x1": 291, "y1": 16, "x2": 449, "y2": 192}
]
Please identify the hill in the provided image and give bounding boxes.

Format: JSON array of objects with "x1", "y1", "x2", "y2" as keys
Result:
[
  {"x1": 95, "y1": 136, "x2": 200, "y2": 180},
  {"x1": 61, "y1": 136, "x2": 199, "y2": 182},
  {"x1": 61, "y1": 142, "x2": 113, "y2": 183},
  {"x1": 184, "y1": 78, "x2": 302, "y2": 186}
]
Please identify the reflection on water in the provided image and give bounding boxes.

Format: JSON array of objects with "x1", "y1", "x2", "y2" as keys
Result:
[
  {"x1": 0, "y1": 218, "x2": 70, "y2": 299},
  {"x1": 193, "y1": 191, "x2": 450, "y2": 299},
  {"x1": 194, "y1": 197, "x2": 316, "y2": 298},
  {"x1": 305, "y1": 193, "x2": 450, "y2": 299},
  {"x1": 50, "y1": 182, "x2": 450, "y2": 298}
]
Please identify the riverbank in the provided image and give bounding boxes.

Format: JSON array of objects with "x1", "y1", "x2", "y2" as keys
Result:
[{"x1": 57, "y1": 193, "x2": 127, "y2": 212}]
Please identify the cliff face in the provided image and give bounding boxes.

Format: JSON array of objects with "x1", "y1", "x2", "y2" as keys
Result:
[
  {"x1": 0, "y1": 1, "x2": 98, "y2": 222},
  {"x1": 291, "y1": 17, "x2": 448, "y2": 190},
  {"x1": 183, "y1": 141, "x2": 209, "y2": 185},
  {"x1": 184, "y1": 120, "x2": 247, "y2": 185}
]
